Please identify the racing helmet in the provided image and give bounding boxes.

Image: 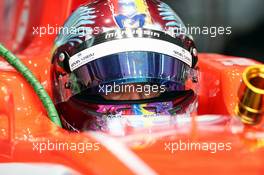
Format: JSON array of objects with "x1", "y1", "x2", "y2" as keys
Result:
[{"x1": 51, "y1": 0, "x2": 199, "y2": 132}]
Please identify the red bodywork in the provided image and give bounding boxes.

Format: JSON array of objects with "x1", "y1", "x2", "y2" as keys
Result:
[{"x1": 0, "y1": 0, "x2": 263, "y2": 174}]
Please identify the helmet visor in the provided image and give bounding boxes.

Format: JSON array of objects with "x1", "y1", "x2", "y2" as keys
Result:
[
  {"x1": 53, "y1": 51, "x2": 197, "y2": 103},
  {"x1": 52, "y1": 29, "x2": 198, "y2": 103}
]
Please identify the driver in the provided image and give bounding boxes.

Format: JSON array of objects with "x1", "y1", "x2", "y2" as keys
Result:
[{"x1": 51, "y1": 0, "x2": 198, "y2": 132}]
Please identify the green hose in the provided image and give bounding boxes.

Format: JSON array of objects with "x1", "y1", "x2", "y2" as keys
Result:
[{"x1": 0, "y1": 44, "x2": 62, "y2": 127}]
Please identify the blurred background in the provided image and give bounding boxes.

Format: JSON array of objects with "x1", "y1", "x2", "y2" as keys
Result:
[{"x1": 164, "y1": 0, "x2": 264, "y2": 63}]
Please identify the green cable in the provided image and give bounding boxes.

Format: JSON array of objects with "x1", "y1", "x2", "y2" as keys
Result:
[{"x1": 0, "y1": 44, "x2": 62, "y2": 127}]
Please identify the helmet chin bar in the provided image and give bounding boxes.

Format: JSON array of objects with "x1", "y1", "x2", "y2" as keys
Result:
[{"x1": 56, "y1": 90, "x2": 197, "y2": 132}]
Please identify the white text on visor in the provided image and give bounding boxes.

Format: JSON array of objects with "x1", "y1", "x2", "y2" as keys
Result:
[{"x1": 69, "y1": 37, "x2": 192, "y2": 72}]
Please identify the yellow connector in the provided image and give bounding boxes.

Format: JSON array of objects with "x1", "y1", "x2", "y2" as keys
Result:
[{"x1": 236, "y1": 65, "x2": 264, "y2": 125}]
